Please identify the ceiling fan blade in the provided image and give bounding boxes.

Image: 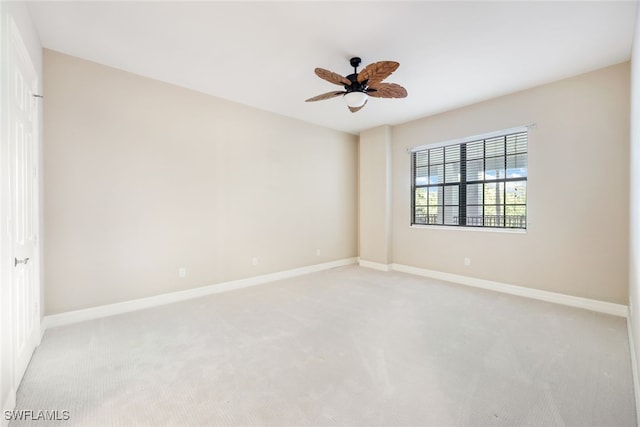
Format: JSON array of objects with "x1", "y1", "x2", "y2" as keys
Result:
[
  {"x1": 314, "y1": 68, "x2": 352, "y2": 86},
  {"x1": 348, "y1": 100, "x2": 367, "y2": 113},
  {"x1": 357, "y1": 61, "x2": 400, "y2": 86},
  {"x1": 367, "y1": 83, "x2": 408, "y2": 99},
  {"x1": 305, "y1": 91, "x2": 345, "y2": 102}
]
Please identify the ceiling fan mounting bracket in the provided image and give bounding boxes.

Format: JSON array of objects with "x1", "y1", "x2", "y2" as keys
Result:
[{"x1": 349, "y1": 57, "x2": 362, "y2": 69}]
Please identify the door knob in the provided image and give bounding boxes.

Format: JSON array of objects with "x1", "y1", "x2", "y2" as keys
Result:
[{"x1": 14, "y1": 257, "x2": 30, "y2": 267}]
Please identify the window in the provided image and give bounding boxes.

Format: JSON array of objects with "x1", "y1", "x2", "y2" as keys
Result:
[{"x1": 411, "y1": 129, "x2": 528, "y2": 229}]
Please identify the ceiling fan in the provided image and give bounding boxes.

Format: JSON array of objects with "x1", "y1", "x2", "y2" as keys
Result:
[{"x1": 305, "y1": 57, "x2": 408, "y2": 113}]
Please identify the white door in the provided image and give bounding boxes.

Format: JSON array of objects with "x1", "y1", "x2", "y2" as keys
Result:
[{"x1": 8, "y1": 17, "x2": 40, "y2": 386}]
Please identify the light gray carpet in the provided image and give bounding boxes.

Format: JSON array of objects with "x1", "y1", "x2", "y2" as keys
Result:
[{"x1": 11, "y1": 266, "x2": 637, "y2": 426}]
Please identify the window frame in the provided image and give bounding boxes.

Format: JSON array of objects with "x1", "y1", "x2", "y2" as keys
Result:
[{"x1": 410, "y1": 126, "x2": 529, "y2": 230}]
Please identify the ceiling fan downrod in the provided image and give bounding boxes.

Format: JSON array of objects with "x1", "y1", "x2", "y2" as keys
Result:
[
  {"x1": 350, "y1": 57, "x2": 361, "y2": 74},
  {"x1": 346, "y1": 57, "x2": 365, "y2": 92}
]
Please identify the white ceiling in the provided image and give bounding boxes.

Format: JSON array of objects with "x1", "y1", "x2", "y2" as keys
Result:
[{"x1": 28, "y1": 1, "x2": 637, "y2": 135}]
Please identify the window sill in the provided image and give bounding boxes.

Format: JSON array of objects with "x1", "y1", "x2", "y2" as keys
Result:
[{"x1": 410, "y1": 224, "x2": 527, "y2": 234}]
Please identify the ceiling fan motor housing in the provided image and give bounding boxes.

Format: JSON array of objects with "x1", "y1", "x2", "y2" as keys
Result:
[{"x1": 345, "y1": 74, "x2": 367, "y2": 93}]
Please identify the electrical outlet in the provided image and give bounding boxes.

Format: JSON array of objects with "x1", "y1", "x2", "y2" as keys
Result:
[
  {"x1": 179, "y1": 267, "x2": 186, "y2": 278},
  {"x1": 252, "y1": 257, "x2": 258, "y2": 266},
  {"x1": 316, "y1": 249, "x2": 321, "y2": 256},
  {"x1": 464, "y1": 258, "x2": 471, "y2": 267}
]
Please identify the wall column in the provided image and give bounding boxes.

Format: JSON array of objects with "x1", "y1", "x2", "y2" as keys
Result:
[{"x1": 358, "y1": 125, "x2": 392, "y2": 270}]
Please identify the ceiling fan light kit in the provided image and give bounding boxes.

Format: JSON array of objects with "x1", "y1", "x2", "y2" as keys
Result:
[
  {"x1": 305, "y1": 56, "x2": 408, "y2": 113},
  {"x1": 344, "y1": 91, "x2": 368, "y2": 108}
]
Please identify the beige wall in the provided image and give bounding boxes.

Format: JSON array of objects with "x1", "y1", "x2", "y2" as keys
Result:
[
  {"x1": 389, "y1": 63, "x2": 630, "y2": 304},
  {"x1": 44, "y1": 47, "x2": 630, "y2": 315},
  {"x1": 43, "y1": 50, "x2": 358, "y2": 315},
  {"x1": 359, "y1": 126, "x2": 392, "y2": 265}
]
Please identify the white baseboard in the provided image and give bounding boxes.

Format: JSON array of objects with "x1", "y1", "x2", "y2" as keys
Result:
[
  {"x1": 391, "y1": 263, "x2": 628, "y2": 317},
  {"x1": 627, "y1": 314, "x2": 640, "y2": 426},
  {"x1": 41, "y1": 257, "x2": 627, "y2": 327},
  {"x1": 42, "y1": 257, "x2": 357, "y2": 330},
  {"x1": 1, "y1": 387, "x2": 16, "y2": 427},
  {"x1": 358, "y1": 259, "x2": 392, "y2": 272}
]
